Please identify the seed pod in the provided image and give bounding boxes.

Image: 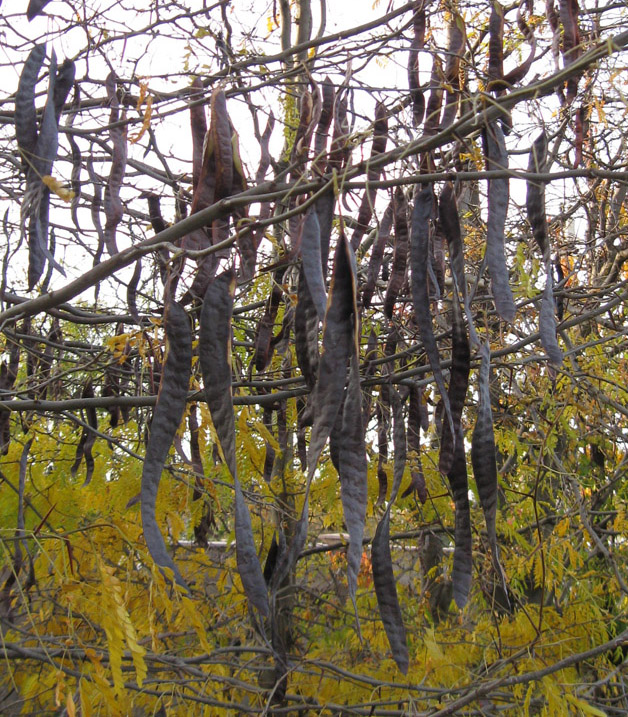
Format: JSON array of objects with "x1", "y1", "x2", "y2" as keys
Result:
[
  {"x1": 483, "y1": 122, "x2": 516, "y2": 322},
  {"x1": 253, "y1": 270, "x2": 283, "y2": 373},
  {"x1": 439, "y1": 182, "x2": 478, "y2": 346},
  {"x1": 526, "y1": 131, "x2": 562, "y2": 364},
  {"x1": 66, "y1": 86, "x2": 82, "y2": 230},
  {"x1": 409, "y1": 184, "x2": 455, "y2": 444},
  {"x1": 350, "y1": 101, "x2": 388, "y2": 251},
  {"x1": 526, "y1": 132, "x2": 550, "y2": 258},
  {"x1": 200, "y1": 271, "x2": 269, "y2": 617},
  {"x1": 300, "y1": 209, "x2": 327, "y2": 322},
  {"x1": 327, "y1": 90, "x2": 350, "y2": 174},
  {"x1": 383, "y1": 188, "x2": 409, "y2": 319},
  {"x1": 446, "y1": 433, "x2": 472, "y2": 609},
  {"x1": 270, "y1": 234, "x2": 358, "y2": 595},
  {"x1": 27, "y1": 0, "x2": 52, "y2": 20},
  {"x1": 488, "y1": 1, "x2": 505, "y2": 90},
  {"x1": 408, "y1": 0, "x2": 427, "y2": 127},
  {"x1": 376, "y1": 382, "x2": 391, "y2": 507},
  {"x1": 560, "y1": 0, "x2": 582, "y2": 103},
  {"x1": 290, "y1": 87, "x2": 321, "y2": 179},
  {"x1": 402, "y1": 384, "x2": 427, "y2": 503},
  {"x1": 438, "y1": 287, "x2": 470, "y2": 477},
  {"x1": 145, "y1": 193, "x2": 169, "y2": 285},
  {"x1": 20, "y1": 50, "x2": 69, "y2": 289},
  {"x1": 313, "y1": 77, "x2": 335, "y2": 174},
  {"x1": 141, "y1": 301, "x2": 192, "y2": 589},
  {"x1": 52, "y1": 58, "x2": 75, "y2": 121},
  {"x1": 441, "y1": 13, "x2": 466, "y2": 129},
  {"x1": 439, "y1": 293, "x2": 472, "y2": 609},
  {"x1": 87, "y1": 159, "x2": 105, "y2": 270},
  {"x1": 316, "y1": 191, "x2": 336, "y2": 279},
  {"x1": 423, "y1": 56, "x2": 444, "y2": 136},
  {"x1": 363, "y1": 202, "x2": 393, "y2": 309},
  {"x1": 372, "y1": 389, "x2": 409, "y2": 673},
  {"x1": 103, "y1": 72, "x2": 127, "y2": 257},
  {"x1": 471, "y1": 342, "x2": 508, "y2": 602},
  {"x1": 294, "y1": 266, "x2": 320, "y2": 389},
  {"x1": 15, "y1": 44, "x2": 46, "y2": 174},
  {"x1": 72, "y1": 381, "x2": 98, "y2": 486},
  {"x1": 127, "y1": 258, "x2": 142, "y2": 324},
  {"x1": 338, "y1": 354, "x2": 368, "y2": 627}
]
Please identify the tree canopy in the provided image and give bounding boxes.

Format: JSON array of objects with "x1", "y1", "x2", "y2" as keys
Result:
[{"x1": 1, "y1": 0, "x2": 627, "y2": 714}]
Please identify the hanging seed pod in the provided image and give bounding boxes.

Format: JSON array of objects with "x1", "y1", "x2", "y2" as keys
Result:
[
  {"x1": 471, "y1": 342, "x2": 509, "y2": 601},
  {"x1": 372, "y1": 389, "x2": 409, "y2": 673},
  {"x1": 408, "y1": 0, "x2": 427, "y2": 127},
  {"x1": 200, "y1": 271, "x2": 270, "y2": 617},
  {"x1": 141, "y1": 302, "x2": 192, "y2": 589},
  {"x1": 383, "y1": 187, "x2": 409, "y2": 319},
  {"x1": 526, "y1": 131, "x2": 562, "y2": 364},
  {"x1": 409, "y1": 184, "x2": 455, "y2": 444},
  {"x1": 483, "y1": 122, "x2": 516, "y2": 322},
  {"x1": 350, "y1": 101, "x2": 388, "y2": 251}
]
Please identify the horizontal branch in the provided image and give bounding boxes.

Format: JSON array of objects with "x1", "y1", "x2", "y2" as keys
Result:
[
  {"x1": 1, "y1": 283, "x2": 626, "y2": 413},
  {"x1": 0, "y1": 386, "x2": 310, "y2": 412}
]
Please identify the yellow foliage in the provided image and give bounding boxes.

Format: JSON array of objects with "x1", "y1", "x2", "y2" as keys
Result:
[
  {"x1": 130, "y1": 79, "x2": 153, "y2": 144},
  {"x1": 42, "y1": 174, "x2": 75, "y2": 202},
  {"x1": 565, "y1": 693, "x2": 608, "y2": 716},
  {"x1": 65, "y1": 691, "x2": 76, "y2": 717},
  {"x1": 98, "y1": 559, "x2": 147, "y2": 691},
  {"x1": 79, "y1": 681, "x2": 93, "y2": 717}
]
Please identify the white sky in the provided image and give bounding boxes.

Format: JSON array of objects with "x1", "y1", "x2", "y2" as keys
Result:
[{"x1": 1, "y1": 0, "x2": 617, "y2": 298}]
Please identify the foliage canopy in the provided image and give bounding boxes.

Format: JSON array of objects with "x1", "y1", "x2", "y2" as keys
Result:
[{"x1": 1, "y1": 0, "x2": 627, "y2": 714}]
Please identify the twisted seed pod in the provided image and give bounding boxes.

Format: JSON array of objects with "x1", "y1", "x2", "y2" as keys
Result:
[
  {"x1": 372, "y1": 389, "x2": 409, "y2": 673},
  {"x1": 103, "y1": 72, "x2": 127, "y2": 257},
  {"x1": 471, "y1": 341, "x2": 508, "y2": 603},
  {"x1": 383, "y1": 188, "x2": 409, "y2": 319},
  {"x1": 200, "y1": 272, "x2": 269, "y2": 617},
  {"x1": 408, "y1": 0, "x2": 427, "y2": 127},
  {"x1": 410, "y1": 184, "x2": 455, "y2": 444},
  {"x1": 526, "y1": 131, "x2": 562, "y2": 364},
  {"x1": 141, "y1": 302, "x2": 191, "y2": 589}
]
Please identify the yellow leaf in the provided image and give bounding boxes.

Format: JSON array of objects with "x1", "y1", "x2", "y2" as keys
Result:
[
  {"x1": 79, "y1": 681, "x2": 92, "y2": 717},
  {"x1": 556, "y1": 517, "x2": 569, "y2": 538},
  {"x1": 180, "y1": 595, "x2": 212, "y2": 652},
  {"x1": 243, "y1": 406, "x2": 279, "y2": 451},
  {"x1": 42, "y1": 174, "x2": 75, "y2": 202},
  {"x1": 523, "y1": 682, "x2": 534, "y2": 716},
  {"x1": 594, "y1": 97, "x2": 607, "y2": 127},
  {"x1": 66, "y1": 691, "x2": 76, "y2": 717},
  {"x1": 98, "y1": 559, "x2": 147, "y2": 690},
  {"x1": 130, "y1": 95, "x2": 153, "y2": 144},
  {"x1": 105, "y1": 334, "x2": 128, "y2": 351},
  {"x1": 135, "y1": 79, "x2": 148, "y2": 111},
  {"x1": 565, "y1": 693, "x2": 607, "y2": 716},
  {"x1": 91, "y1": 668, "x2": 120, "y2": 716},
  {"x1": 55, "y1": 670, "x2": 65, "y2": 706},
  {"x1": 567, "y1": 541, "x2": 582, "y2": 569}
]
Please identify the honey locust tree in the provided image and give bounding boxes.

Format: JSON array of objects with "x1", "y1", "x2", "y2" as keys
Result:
[{"x1": 0, "y1": 0, "x2": 627, "y2": 713}]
